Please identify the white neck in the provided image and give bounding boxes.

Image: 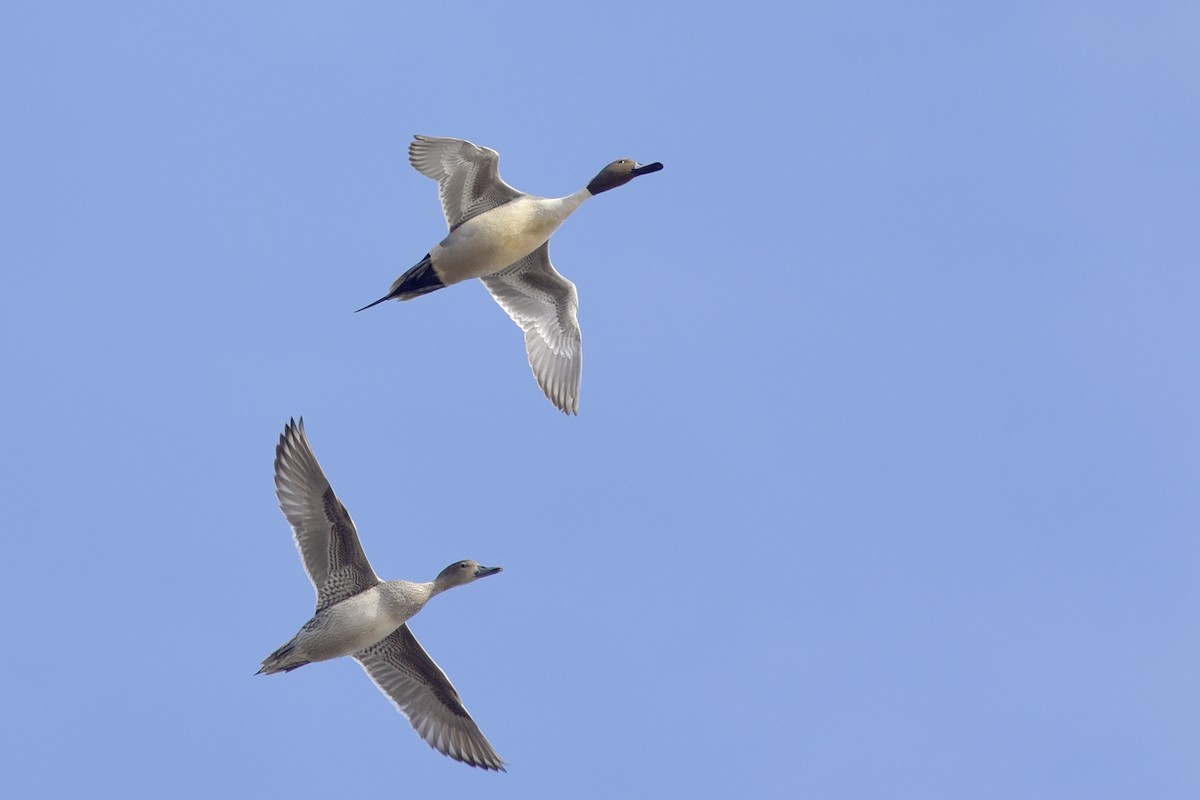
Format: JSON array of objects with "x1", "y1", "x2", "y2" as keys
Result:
[{"x1": 560, "y1": 187, "x2": 592, "y2": 214}]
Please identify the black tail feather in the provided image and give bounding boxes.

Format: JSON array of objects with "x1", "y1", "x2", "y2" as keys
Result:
[
  {"x1": 355, "y1": 292, "x2": 395, "y2": 313},
  {"x1": 356, "y1": 254, "x2": 444, "y2": 312}
]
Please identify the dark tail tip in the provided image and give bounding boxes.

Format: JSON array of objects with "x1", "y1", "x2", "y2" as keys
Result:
[
  {"x1": 356, "y1": 254, "x2": 442, "y2": 312},
  {"x1": 355, "y1": 293, "x2": 395, "y2": 313}
]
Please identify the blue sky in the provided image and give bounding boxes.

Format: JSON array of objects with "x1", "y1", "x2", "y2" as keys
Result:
[{"x1": 2, "y1": 1, "x2": 1197, "y2": 797}]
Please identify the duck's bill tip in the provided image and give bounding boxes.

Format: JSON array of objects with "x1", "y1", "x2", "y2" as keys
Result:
[
  {"x1": 631, "y1": 161, "x2": 664, "y2": 175},
  {"x1": 476, "y1": 565, "x2": 503, "y2": 578}
]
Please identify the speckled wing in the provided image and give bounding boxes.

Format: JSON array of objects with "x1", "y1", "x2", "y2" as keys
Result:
[
  {"x1": 355, "y1": 624, "x2": 505, "y2": 771},
  {"x1": 274, "y1": 419, "x2": 380, "y2": 612},
  {"x1": 408, "y1": 135, "x2": 523, "y2": 231},
  {"x1": 481, "y1": 243, "x2": 582, "y2": 415}
]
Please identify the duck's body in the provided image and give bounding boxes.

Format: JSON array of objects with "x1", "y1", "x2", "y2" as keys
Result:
[
  {"x1": 258, "y1": 419, "x2": 506, "y2": 771},
  {"x1": 359, "y1": 135, "x2": 663, "y2": 414},
  {"x1": 258, "y1": 579, "x2": 436, "y2": 671},
  {"x1": 426, "y1": 191, "x2": 591, "y2": 285}
]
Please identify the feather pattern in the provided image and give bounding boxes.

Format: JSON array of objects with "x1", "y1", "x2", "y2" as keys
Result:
[
  {"x1": 273, "y1": 419, "x2": 380, "y2": 612},
  {"x1": 408, "y1": 135, "x2": 522, "y2": 231},
  {"x1": 482, "y1": 244, "x2": 582, "y2": 414},
  {"x1": 356, "y1": 625, "x2": 505, "y2": 771}
]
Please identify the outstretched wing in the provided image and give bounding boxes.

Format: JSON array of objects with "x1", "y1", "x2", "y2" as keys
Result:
[
  {"x1": 355, "y1": 624, "x2": 505, "y2": 771},
  {"x1": 408, "y1": 135, "x2": 523, "y2": 231},
  {"x1": 482, "y1": 243, "x2": 583, "y2": 415},
  {"x1": 274, "y1": 419, "x2": 380, "y2": 611}
]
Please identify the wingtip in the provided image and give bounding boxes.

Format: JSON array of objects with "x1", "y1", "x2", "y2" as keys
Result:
[
  {"x1": 467, "y1": 754, "x2": 507, "y2": 772},
  {"x1": 280, "y1": 417, "x2": 305, "y2": 445}
]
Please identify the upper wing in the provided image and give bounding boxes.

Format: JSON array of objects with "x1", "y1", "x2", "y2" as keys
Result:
[
  {"x1": 355, "y1": 624, "x2": 505, "y2": 771},
  {"x1": 408, "y1": 135, "x2": 523, "y2": 231},
  {"x1": 481, "y1": 244, "x2": 583, "y2": 415},
  {"x1": 274, "y1": 419, "x2": 380, "y2": 612}
]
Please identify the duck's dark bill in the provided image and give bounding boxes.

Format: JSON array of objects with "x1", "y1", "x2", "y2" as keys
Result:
[{"x1": 631, "y1": 162, "x2": 664, "y2": 175}]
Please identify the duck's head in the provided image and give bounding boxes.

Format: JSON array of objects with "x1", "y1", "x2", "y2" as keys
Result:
[
  {"x1": 587, "y1": 158, "x2": 664, "y2": 195},
  {"x1": 435, "y1": 559, "x2": 504, "y2": 590}
]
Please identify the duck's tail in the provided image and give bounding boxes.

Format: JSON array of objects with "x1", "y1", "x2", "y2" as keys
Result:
[
  {"x1": 356, "y1": 254, "x2": 444, "y2": 312},
  {"x1": 256, "y1": 641, "x2": 310, "y2": 675}
]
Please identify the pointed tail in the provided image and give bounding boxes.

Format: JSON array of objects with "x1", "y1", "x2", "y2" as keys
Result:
[
  {"x1": 256, "y1": 641, "x2": 310, "y2": 675},
  {"x1": 356, "y1": 254, "x2": 444, "y2": 312}
]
